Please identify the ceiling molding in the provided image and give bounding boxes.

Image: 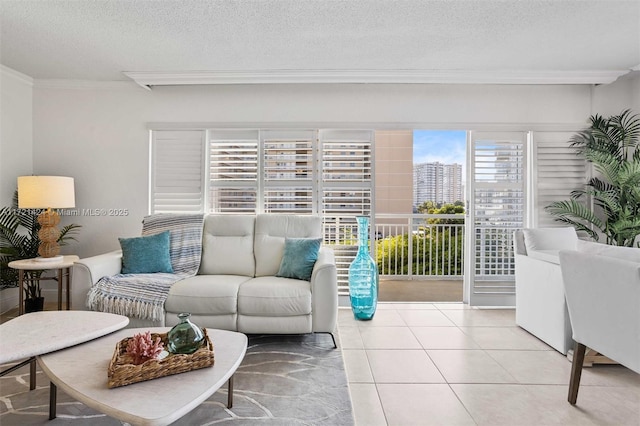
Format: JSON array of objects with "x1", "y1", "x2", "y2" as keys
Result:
[
  {"x1": 1, "y1": 65, "x2": 34, "y2": 86},
  {"x1": 123, "y1": 69, "x2": 629, "y2": 87},
  {"x1": 33, "y1": 79, "x2": 140, "y2": 90},
  {"x1": 147, "y1": 121, "x2": 587, "y2": 132}
]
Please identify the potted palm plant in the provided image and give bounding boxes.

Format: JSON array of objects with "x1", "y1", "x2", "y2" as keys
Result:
[
  {"x1": 545, "y1": 109, "x2": 640, "y2": 247},
  {"x1": 0, "y1": 191, "x2": 80, "y2": 312}
]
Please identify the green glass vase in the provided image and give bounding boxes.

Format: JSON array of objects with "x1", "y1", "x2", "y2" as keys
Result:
[{"x1": 167, "y1": 313, "x2": 204, "y2": 354}]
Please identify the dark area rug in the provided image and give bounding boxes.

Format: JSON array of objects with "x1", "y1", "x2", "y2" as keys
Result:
[{"x1": 0, "y1": 333, "x2": 353, "y2": 425}]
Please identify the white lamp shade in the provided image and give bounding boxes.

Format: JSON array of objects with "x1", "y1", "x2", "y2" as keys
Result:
[{"x1": 17, "y1": 176, "x2": 76, "y2": 209}]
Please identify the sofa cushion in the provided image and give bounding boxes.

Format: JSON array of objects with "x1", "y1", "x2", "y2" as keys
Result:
[
  {"x1": 165, "y1": 275, "x2": 251, "y2": 315},
  {"x1": 598, "y1": 245, "x2": 640, "y2": 263},
  {"x1": 199, "y1": 215, "x2": 256, "y2": 276},
  {"x1": 576, "y1": 239, "x2": 608, "y2": 255},
  {"x1": 238, "y1": 276, "x2": 312, "y2": 316},
  {"x1": 576, "y1": 240, "x2": 640, "y2": 263},
  {"x1": 119, "y1": 231, "x2": 173, "y2": 274},
  {"x1": 522, "y1": 227, "x2": 578, "y2": 251},
  {"x1": 527, "y1": 249, "x2": 561, "y2": 265},
  {"x1": 276, "y1": 237, "x2": 322, "y2": 281},
  {"x1": 254, "y1": 214, "x2": 322, "y2": 277}
]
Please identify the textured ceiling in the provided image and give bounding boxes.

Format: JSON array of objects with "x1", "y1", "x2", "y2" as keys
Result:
[{"x1": 1, "y1": 0, "x2": 639, "y2": 82}]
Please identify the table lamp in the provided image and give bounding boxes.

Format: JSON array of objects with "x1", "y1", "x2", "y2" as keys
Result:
[{"x1": 17, "y1": 176, "x2": 76, "y2": 262}]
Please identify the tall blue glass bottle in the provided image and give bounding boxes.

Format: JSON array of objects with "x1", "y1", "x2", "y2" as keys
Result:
[{"x1": 348, "y1": 216, "x2": 379, "y2": 320}]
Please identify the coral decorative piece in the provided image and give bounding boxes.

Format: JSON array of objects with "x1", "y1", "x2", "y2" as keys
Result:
[{"x1": 125, "y1": 331, "x2": 164, "y2": 365}]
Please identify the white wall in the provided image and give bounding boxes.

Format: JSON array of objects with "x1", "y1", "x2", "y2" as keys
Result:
[
  {"x1": 0, "y1": 66, "x2": 33, "y2": 206},
  {"x1": 0, "y1": 66, "x2": 33, "y2": 312},
  {"x1": 592, "y1": 70, "x2": 640, "y2": 116},
  {"x1": 29, "y1": 82, "x2": 597, "y2": 257},
  {"x1": 634, "y1": 73, "x2": 640, "y2": 114}
]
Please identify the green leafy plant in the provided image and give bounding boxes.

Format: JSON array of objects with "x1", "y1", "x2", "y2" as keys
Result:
[
  {"x1": 545, "y1": 109, "x2": 640, "y2": 247},
  {"x1": 374, "y1": 203, "x2": 465, "y2": 275},
  {"x1": 375, "y1": 228, "x2": 464, "y2": 276},
  {"x1": 0, "y1": 191, "x2": 81, "y2": 297}
]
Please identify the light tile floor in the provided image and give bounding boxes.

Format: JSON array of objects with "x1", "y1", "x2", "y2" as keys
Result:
[{"x1": 337, "y1": 303, "x2": 640, "y2": 426}]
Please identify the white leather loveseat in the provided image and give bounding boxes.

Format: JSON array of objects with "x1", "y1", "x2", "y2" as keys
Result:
[
  {"x1": 514, "y1": 227, "x2": 640, "y2": 355},
  {"x1": 71, "y1": 214, "x2": 338, "y2": 343}
]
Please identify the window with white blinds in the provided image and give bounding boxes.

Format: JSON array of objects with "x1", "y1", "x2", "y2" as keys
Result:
[
  {"x1": 530, "y1": 131, "x2": 588, "y2": 228},
  {"x1": 150, "y1": 130, "x2": 205, "y2": 213},
  {"x1": 150, "y1": 129, "x2": 374, "y2": 222},
  {"x1": 263, "y1": 130, "x2": 315, "y2": 213},
  {"x1": 320, "y1": 130, "x2": 373, "y2": 218},
  {"x1": 319, "y1": 130, "x2": 374, "y2": 295},
  {"x1": 209, "y1": 130, "x2": 259, "y2": 213},
  {"x1": 471, "y1": 134, "x2": 526, "y2": 282}
]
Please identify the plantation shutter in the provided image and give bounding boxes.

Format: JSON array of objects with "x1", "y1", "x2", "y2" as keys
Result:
[
  {"x1": 319, "y1": 129, "x2": 375, "y2": 296},
  {"x1": 150, "y1": 130, "x2": 205, "y2": 213},
  {"x1": 320, "y1": 129, "x2": 374, "y2": 217},
  {"x1": 262, "y1": 130, "x2": 316, "y2": 213},
  {"x1": 209, "y1": 130, "x2": 259, "y2": 213},
  {"x1": 466, "y1": 131, "x2": 526, "y2": 306},
  {"x1": 530, "y1": 131, "x2": 587, "y2": 228}
]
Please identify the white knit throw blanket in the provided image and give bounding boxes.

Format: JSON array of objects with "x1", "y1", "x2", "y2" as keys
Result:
[{"x1": 87, "y1": 214, "x2": 204, "y2": 322}]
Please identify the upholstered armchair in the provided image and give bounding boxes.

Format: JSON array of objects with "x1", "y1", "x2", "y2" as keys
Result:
[
  {"x1": 513, "y1": 227, "x2": 579, "y2": 354},
  {"x1": 559, "y1": 249, "x2": 640, "y2": 404}
]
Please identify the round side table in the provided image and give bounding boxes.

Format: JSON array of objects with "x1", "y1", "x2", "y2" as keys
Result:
[{"x1": 8, "y1": 255, "x2": 79, "y2": 315}]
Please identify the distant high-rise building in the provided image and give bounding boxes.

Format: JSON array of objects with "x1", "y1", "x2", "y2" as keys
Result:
[{"x1": 413, "y1": 162, "x2": 463, "y2": 207}]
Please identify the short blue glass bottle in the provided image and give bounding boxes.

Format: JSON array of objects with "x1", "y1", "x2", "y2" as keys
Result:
[{"x1": 348, "y1": 216, "x2": 379, "y2": 320}]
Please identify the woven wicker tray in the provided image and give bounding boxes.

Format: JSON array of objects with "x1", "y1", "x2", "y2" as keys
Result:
[{"x1": 107, "y1": 328, "x2": 215, "y2": 388}]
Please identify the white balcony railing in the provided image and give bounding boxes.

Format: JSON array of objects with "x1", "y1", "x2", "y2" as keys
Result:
[{"x1": 323, "y1": 214, "x2": 465, "y2": 296}]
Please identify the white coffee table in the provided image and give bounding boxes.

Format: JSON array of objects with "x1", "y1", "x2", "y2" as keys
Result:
[
  {"x1": 38, "y1": 327, "x2": 248, "y2": 426},
  {"x1": 0, "y1": 311, "x2": 129, "y2": 389}
]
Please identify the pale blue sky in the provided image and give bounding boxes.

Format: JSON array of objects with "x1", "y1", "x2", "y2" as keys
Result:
[{"x1": 413, "y1": 130, "x2": 466, "y2": 166}]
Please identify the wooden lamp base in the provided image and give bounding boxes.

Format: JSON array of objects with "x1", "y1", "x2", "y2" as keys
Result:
[{"x1": 37, "y1": 208, "x2": 62, "y2": 261}]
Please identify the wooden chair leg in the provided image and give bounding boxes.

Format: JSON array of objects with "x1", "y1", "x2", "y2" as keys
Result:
[{"x1": 568, "y1": 342, "x2": 586, "y2": 405}]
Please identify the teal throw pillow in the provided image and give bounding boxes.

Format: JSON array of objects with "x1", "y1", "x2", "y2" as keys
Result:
[
  {"x1": 276, "y1": 237, "x2": 322, "y2": 281},
  {"x1": 119, "y1": 231, "x2": 173, "y2": 274}
]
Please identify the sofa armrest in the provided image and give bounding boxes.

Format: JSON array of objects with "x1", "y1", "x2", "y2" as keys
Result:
[
  {"x1": 71, "y1": 250, "x2": 123, "y2": 310},
  {"x1": 513, "y1": 230, "x2": 527, "y2": 255},
  {"x1": 526, "y1": 249, "x2": 561, "y2": 265},
  {"x1": 310, "y1": 246, "x2": 338, "y2": 333},
  {"x1": 514, "y1": 252, "x2": 573, "y2": 354}
]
